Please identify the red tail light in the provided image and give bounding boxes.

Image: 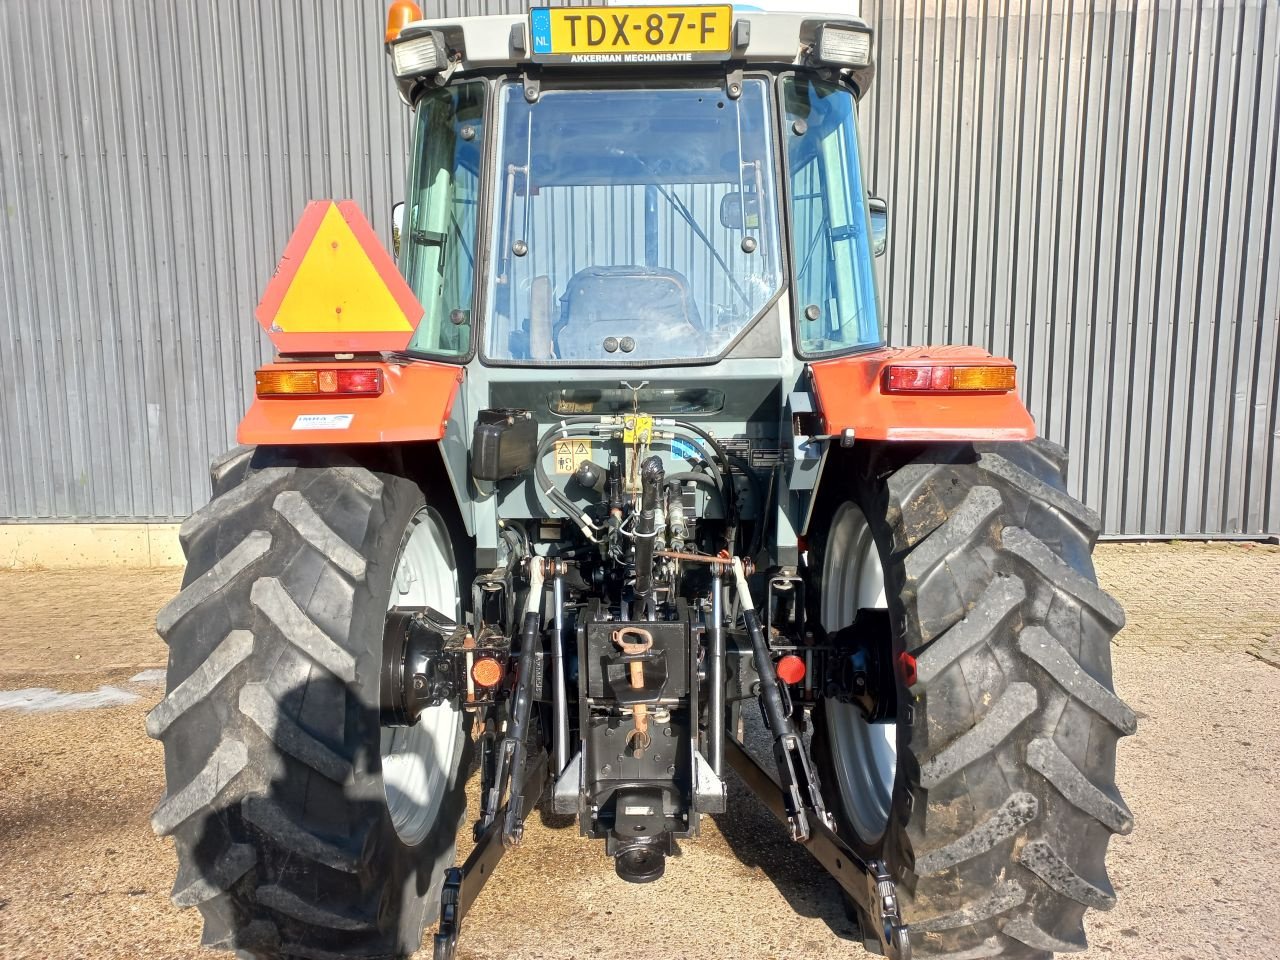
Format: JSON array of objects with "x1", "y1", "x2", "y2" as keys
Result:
[{"x1": 335, "y1": 368, "x2": 383, "y2": 394}]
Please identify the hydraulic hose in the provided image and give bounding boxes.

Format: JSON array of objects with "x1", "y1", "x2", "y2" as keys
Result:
[
  {"x1": 533, "y1": 418, "x2": 601, "y2": 534},
  {"x1": 667, "y1": 420, "x2": 728, "y2": 491},
  {"x1": 666, "y1": 440, "x2": 725, "y2": 495},
  {"x1": 670, "y1": 419, "x2": 730, "y2": 472},
  {"x1": 632, "y1": 455, "x2": 665, "y2": 607}
]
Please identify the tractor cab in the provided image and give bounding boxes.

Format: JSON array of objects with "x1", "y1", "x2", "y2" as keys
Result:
[{"x1": 391, "y1": 4, "x2": 883, "y2": 368}]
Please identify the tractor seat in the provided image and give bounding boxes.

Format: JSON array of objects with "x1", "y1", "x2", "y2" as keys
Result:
[{"x1": 555, "y1": 266, "x2": 703, "y2": 361}]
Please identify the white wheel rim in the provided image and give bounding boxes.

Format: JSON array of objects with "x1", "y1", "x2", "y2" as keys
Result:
[
  {"x1": 381, "y1": 508, "x2": 464, "y2": 846},
  {"x1": 821, "y1": 502, "x2": 897, "y2": 845}
]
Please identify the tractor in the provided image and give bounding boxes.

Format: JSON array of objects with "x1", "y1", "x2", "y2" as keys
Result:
[{"x1": 148, "y1": 2, "x2": 1134, "y2": 958}]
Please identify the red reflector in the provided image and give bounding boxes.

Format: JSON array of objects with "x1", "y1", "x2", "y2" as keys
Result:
[
  {"x1": 883, "y1": 364, "x2": 1015, "y2": 394},
  {"x1": 256, "y1": 367, "x2": 384, "y2": 398},
  {"x1": 776, "y1": 654, "x2": 806, "y2": 685},
  {"x1": 899, "y1": 651, "x2": 918, "y2": 687},
  {"x1": 471, "y1": 656, "x2": 504, "y2": 689}
]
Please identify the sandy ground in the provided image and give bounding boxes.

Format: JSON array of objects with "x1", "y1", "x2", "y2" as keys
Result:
[{"x1": 0, "y1": 544, "x2": 1278, "y2": 960}]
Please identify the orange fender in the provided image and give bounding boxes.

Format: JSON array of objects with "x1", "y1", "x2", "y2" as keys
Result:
[
  {"x1": 809, "y1": 346, "x2": 1035, "y2": 442},
  {"x1": 237, "y1": 361, "x2": 463, "y2": 445}
]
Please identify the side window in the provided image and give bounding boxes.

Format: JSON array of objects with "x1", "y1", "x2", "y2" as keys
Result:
[
  {"x1": 791, "y1": 154, "x2": 834, "y2": 330},
  {"x1": 404, "y1": 82, "x2": 485, "y2": 357},
  {"x1": 783, "y1": 76, "x2": 881, "y2": 354}
]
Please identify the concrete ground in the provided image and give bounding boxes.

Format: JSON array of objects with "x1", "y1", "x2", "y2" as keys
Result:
[{"x1": 0, "y1": 541, "x2": 1277, "y2": 959}]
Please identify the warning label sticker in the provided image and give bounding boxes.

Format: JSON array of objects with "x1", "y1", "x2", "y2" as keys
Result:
[{"x1": 554, "y1": 438, "x2": 592, "y2": 475}]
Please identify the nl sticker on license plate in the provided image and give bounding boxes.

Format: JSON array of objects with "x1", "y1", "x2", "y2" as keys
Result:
[{"x1": 530, "y1": 5, "x2": 733, "y2": 64}]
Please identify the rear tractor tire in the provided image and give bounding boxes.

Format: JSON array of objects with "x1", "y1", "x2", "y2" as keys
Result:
[
  {"x1": 812, "y1": 439, "x2": 1135, "y2": 958},
  {"x1": 147, "y1": 447, "x2": 471, "y2": 959}
]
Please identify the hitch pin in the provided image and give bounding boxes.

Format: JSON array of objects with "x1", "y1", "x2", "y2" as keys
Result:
[{"x1": 612, "y1": 626, "x2": 653, "y2": 757}]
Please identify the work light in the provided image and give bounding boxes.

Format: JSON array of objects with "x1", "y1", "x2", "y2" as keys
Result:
[
  {"x1": 392, "y1": 30, "x2": 448, "y2": 78},
  {"x1": 813, "y1": 23, "x2": 874, "y2": 68}
]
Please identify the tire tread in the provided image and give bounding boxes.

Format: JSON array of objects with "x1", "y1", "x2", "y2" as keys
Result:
[
  {"x1": 825, "y1": 440, "x2": 1133, "y2": 959},
  {"x1": 150, "y1": 448, "x2": 469, "y2": 958},
  {"x1": 146, "y1": 630, "x2": 254, "y2": 738}
]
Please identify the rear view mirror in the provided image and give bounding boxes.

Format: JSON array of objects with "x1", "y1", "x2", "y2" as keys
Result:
[
  {"x1": 391, "y1": 202, "x2": 405, "y2": 259},
  {"x1": 867, "y1": 196, "x2": 888, "y2": 257},
  {"x1": 719, "y1": 191, "x2": 761, "y2": 231}
]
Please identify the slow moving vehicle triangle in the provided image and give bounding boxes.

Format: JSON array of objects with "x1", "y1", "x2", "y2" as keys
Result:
[{"x1": 255, "y1": 199, "x2": 423, "y2": 353}]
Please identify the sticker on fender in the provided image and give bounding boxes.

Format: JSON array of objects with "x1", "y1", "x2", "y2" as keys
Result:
[
  {"x1": 554, "y1": 438, "x2": 592, "y2": 474},
  {"x1": 292, "y1": 413, "x2": 354, "y2": 431}
]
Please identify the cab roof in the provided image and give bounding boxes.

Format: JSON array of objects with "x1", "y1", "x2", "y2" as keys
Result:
[{"x1": 389, "y1": 8, "x2": 875, "y2": 100}]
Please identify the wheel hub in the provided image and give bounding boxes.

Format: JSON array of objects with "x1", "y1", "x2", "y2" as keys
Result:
[
  {"x1": 820, "y1": 502, "x2": 898, "y2": 846},
  {"x1": 381, "y1": 507, "x2": 465, "y2": 847},
  {"x1": 381, "y1": 608, "x2": 466, "y2": 727},
  {"x1": 828, "y1": 608, "x2": 898, "y2": 724}
]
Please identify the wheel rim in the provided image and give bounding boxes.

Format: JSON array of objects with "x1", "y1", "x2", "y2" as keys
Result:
[
  {"x1": 821, "y1": 502, "x2": 897, "y2": 845},
  {"x1": 381, "y1": 507, "x2": 464, "y2": 846}
]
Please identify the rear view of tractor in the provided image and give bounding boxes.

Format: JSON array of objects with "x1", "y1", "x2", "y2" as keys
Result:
[{"x1": 148, "y1": 3, "x2": 1134, "y2": 958}]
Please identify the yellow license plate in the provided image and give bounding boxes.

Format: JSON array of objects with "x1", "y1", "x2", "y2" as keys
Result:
[{"x1": 530, "y1": 5, "x2": 733, "y2": 62}]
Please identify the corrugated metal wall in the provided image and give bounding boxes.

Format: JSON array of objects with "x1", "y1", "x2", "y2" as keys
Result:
[
  {"x1": 0, "y1": 0, "x2": 407, "y2": 521},
  {"x1": 1, "y1": 0, "x2": 1277, "y2": 535},
  {"x1": 859, "y1": 0, "x2": 1280, "y2": 536}
]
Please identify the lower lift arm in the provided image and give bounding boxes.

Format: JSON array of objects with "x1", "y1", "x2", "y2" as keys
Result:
[
  {"x1": 438, "y1": 558, "x2": 550, "y2": 960},
  {"x1": 727, "y1": 557, "x2": 911, "y2": 960},
  {"x1": 723, "y1": 739, "x2": 911, "y2": 960},
  {"x1": 434, "y1": 751, "x2": 548, "y2": 960}
]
